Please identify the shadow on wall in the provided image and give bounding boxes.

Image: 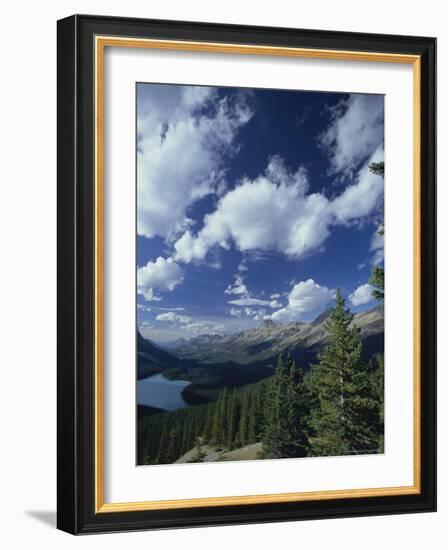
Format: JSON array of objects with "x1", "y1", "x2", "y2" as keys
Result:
[{"x1": 25, "y1": 510, "x2": 56, "y2": 528}]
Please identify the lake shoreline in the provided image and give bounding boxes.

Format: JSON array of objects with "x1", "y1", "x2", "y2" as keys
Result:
[{"x1": 137, "y1": 372, "x2": 191, "y2": 411}]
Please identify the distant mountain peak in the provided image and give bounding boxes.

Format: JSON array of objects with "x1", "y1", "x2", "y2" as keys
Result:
[
  {"x1": 311, "y1": 308, "x2": 332, "y2": 325},
  {"x1": 140, "y1": 305, "x2": 383, "y2": 371}
]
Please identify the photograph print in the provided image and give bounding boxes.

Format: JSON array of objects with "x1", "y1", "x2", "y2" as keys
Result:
[{"x1": 136, "y1": 82, "x2": 385, "y2": 466}]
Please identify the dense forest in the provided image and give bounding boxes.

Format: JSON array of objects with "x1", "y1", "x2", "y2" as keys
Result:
[{"x1": 138, "y1": 290, "x2": 384, "y2": 464}]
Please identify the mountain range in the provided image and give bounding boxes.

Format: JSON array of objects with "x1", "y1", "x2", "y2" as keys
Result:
[
  {"x1": 137, "y1": 330, "x2": 185, "y2": 379},
  {"x1": 169, "y1": 304, "x2": 384, "y2": 366},
  {"x1": 137, "y1": 304, "x2": 384, "y2": 397}
]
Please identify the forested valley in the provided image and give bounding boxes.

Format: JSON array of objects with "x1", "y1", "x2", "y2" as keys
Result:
[{"x1": 138, "y1": 290, "x2": 384, "y2": 464}]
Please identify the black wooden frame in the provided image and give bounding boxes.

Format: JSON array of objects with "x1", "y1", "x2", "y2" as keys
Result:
[{"x1": 57, "y1": 14, "x2": 436, "y2": 534}]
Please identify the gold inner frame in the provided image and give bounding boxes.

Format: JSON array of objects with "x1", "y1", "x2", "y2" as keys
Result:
[{"x1": 94, "y1": 36, "x2": 422, "y2": 514}]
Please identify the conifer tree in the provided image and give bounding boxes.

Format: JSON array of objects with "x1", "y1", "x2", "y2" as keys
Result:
[
  {"x1": 285, "y1": 360, "x2": 310, "y2": 457},
  {"x1": 226, "y1": 388, "x2": 240, "y2": 449},
  {"x1": 211, "y1": 387, "x2": 229, "y2": 448},
  {"x1": 368, "y1": 161, "x2": 384, "y2": 178},
  {"x1": 252, "y1": 385, "x2": 266, "y2": 442},
  {"x1": 371, "y1": 354, "x2": 384, "y2": 452},
  {"x1": 308, "y1": 290, "x2": 382, "y2": 456},
  {"x1": 156, "y1": 424, "x2": 169, "y2": 464},
  {"x1": 368, "y1": 159, "x2": 385, "y2": 300},
  {"x1": 203, "y1": 408, "x2": 214, "y2": 442},
  {"x1": 262, "y1": 355, "x2": 309, "y2": 458},
  {"x1": 369, "y1": 266, "x2": 384, "y2": 302},
  {"x1": 238, "y1": 393, "x2": 249, "y2": 447},
  {"x1": 164, "y1": 425, "x2": 180, "y2": 464},
  {"x1": 246, "y1": 394, "x2": 256, "y2": 444},
  {"x1": 181, "y1": 417, "x2": 194, "y2": 456}
]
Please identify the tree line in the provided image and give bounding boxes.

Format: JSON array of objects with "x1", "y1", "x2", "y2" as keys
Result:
[
  {"x1": 138, "y1": 378, "x2": 270, "y2": 464},
  {"x1": 138, "y1": 290, "x2": 384, "y2": 464},
  {"x1": 263, "y1": 290, "x2": 384, "y2": 459},
  {"x1": 368, "y1": 160, "x2": 384, "y2": 302}
]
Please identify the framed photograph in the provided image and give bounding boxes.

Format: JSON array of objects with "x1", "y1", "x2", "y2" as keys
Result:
[{"x1": 57, "y1": 14, "x2": 436, "y2": 534}]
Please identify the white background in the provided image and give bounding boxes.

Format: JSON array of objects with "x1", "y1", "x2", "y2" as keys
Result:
[
  {"x1": 0, "y1": 0, "x2": 444, "y2": 548},
  {"x1": 105, "y1": 48, "x2": 414, "y2": 502}
]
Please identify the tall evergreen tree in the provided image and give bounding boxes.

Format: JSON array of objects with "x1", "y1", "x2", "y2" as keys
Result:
[
  {"x1": 285, "y1": 360, "x2": 310, "y2": 456},
  {"x1": 238, "y1": 393, "x2": 249, "y2": 447},
  {"x1": 226, "y1": 388, "x2": 240, "y2": 449},
  {"x1": 369, "y1": 266, "x2": 384, "y2": 302},
  {"x1": 368, "y1": 161, "x2": 384, "y2": 178},
  {"x1": 246, "y1": 394, "x2": 256, "y2": 444},
  {"x1": 164, "y1": 425, "x2": 180, "y2": 464},
  {"x1": 155, "y1": 424, "x2": 169, "y2": 464},
  {"x1": 251, "y1": 387, "x2": 264, "y2": 443},
  {"x1": 262, "y1": 355, "x2": 309, "y2": 458},
  {"x1": 368, "y1": 159, "x2": 385, "y2": 300},
  {"x1": 308, "y1": 290, "x2": 382, "y2": 457},
  {"x1": 371, "y1": 354, "x2": 384, "y2": 452},
  {"x1": 211, "y1": 387, "x2": 229, "y2": 448}
]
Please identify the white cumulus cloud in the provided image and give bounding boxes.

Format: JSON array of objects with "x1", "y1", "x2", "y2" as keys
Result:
[
  {"x1": 349, "y1": 283, "x2": 374, "y2": 307},
  {"x1": 330, "y1": 146, "x2": 384, "y2": 224},
  {"x1": 174, "y1": 150, "x2": 383, "y2": 264},
  {"x1": 137, "y1": 84, "x2": 253, "y2": 240},
  {"x1": 155, "y1": 311, "x2": 192, "y2": 324},
  {"x1": 137, "y1": 257, "x2": 183, "y2": 302},
  {"x1": 225, "y1": 270, "x2": 282, "y2": 313},
  {"x1": 184, "y1": 321, "x2": 226, "y2": 335},
  {"x1": 229, "y1": 306, "x2": 267, "y2": 321},
  {"x1": 229, "y1": 307, "x2": 243, "y2": 318},
  {"x1": 271, "y1": 279, "x2": 335, "y2": 322},
  {"x1": 154, "y1": 312, "x2": 227, "y2": 336},
  {"x1": 228, "y1": 297, "x2": 280, "y2": 308},
  {"x1": 224, "y1": 275, "x2": 248, "y2": 297},
  {"x1": 137, "y1": 304, "x2": 151, "y2": 311},
  {"x1": 320, "y1": 94, "x2": 384, "y2": 176}
]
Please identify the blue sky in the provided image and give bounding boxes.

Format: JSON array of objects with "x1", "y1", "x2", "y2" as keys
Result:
[{"x1": 136, "y1": 83, "x2": 384, "y2": 343}]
